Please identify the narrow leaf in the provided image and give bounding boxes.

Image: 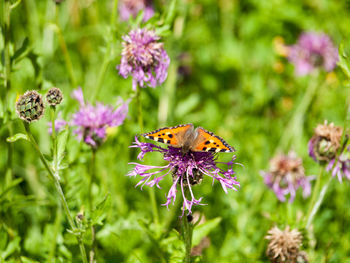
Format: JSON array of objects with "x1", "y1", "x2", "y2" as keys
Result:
[
  {"x1": 338, "y1": 43, "x2": 350, "y2": 80},
  {"x1": 6, "y1": 133, "x2": 29, "y2": 143},
  {"x1": 192, "y1": 217, "x2": 222, "y2": 246}
]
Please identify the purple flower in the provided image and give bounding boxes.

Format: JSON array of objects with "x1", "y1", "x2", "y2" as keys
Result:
[
  {"x1": 128, "y1": 137, "x2": 239, "y2": 215},
  {"x1": 118, "y1": 29, "x2": 170, "y2": 90},
  {"x1": 48, "y1": 117, "x2": 67, "y2": 134},
  {"x1": 71, "y1": 87, "x2": 129, "y2": 148},
  {"x1": 326, "y1": 148, "x2": 350, "y2": 182},
  {"x1": 288, "y1": 32, "x2": 338, "y2": 76},
  {"x1": 119, "y1": 0, "x2": 154, "y2": 22},
  {"x1": 308, "y1": 121, "x2": 343, "y2": 162},
  {"x1": 261, "y1": 152, "x2": 313, "y2": 203}
]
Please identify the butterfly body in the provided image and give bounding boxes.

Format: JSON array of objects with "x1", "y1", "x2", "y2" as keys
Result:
[{"x1": 142, "y1": 124, "x2": 235, "y2": 153}]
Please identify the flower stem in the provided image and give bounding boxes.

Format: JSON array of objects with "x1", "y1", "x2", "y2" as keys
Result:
[
  {"x1": 182, "y1": 215, "x2": 193, "y2": 263},
  {"x1": 89, "y1": 149, "x2": 97, "y2": 263},
  {"x1": 276, "y1": 74, "x2": 319, "y2": 153},
  {"x1": 304, "y1": 167, "x2": 329, "y2": 229},
  {"x1": 50, "y1": 106, "x2": 58, "y2": 167},
  {"x1": 135, "y1": 84, "x2": 159, "y2": 225},
  {"x1": 53, "y1": 9, "x2": 77, "y2": 88},
  {"x1": 23, "y1": 122, "x2": 88, "y2": 263},
  {"x1": 2, "y1": 0, "x2": 14, "y2": 185},
  {"x1": 91, "y1": 0, "x2": 118, "y2": 101},
  {"x1": 136, "y1": 84, "x2": 144, "y2": 133}
]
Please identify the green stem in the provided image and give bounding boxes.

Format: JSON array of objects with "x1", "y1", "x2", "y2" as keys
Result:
[
  {"x1": 50, "y1": 106, "x2": 58, "y2": 170},
  {"x1": 306, "y1": 175, "x2": 332, "y2": 229},
  {"x1": 91, "y1": 0, "x2": 118, "y2": 101},
  {"x1": 2, "y1": 0, "x2": 14, "y2": 185},
  {"x1": 89, "y1": 149, "x2": 97, "y2": 263},
  {"x1": 48, "y1": 203, "x2": 62, "y2": 263},
  {"x1": 53, "y1": 11, "x2": 77, "y2": 87},
  {"x1": 135, "y1": 84, "x2": 159, "y2": 225},
  {"x1": 276, "y1": 74, "x2": 319, "y2": 153},
  {"x1": 182, "y1": 215, "x2": 193, "y2": 263},
  {"x1": 23, "y1": 122, "x2": 88, "y2": 263},
  {"x1": 136, "y1": 84, "x2": 144, "y2": 133},
  {"x1": 304, "y1": 167, "x2": 324, "y2": 228}
]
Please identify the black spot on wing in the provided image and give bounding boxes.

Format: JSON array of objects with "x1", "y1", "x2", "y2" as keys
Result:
[
  {"x1": 197, "y1": 127, "x2": 236, "y2": 152},
  {"x1": 202, "y1": 147, "x2": 207, "y2": 151},
  {"x1": 208, "y1": 148, "x2": 217, "y2": 152},
  {"x1": 220, "y1": 149, "x2": 228, "y2": 152},
  {"x1": 157, "y1": 138, "x2": 165, "y2": 143},
  {"x1": 168, "y1": 134, "x2": 173, "y2": 138},
  {"x1": 148, "y1": 136, "x2": 154, "y2": 140},
  {"x1": 204, "y1": 141, "x2": 210, "y2": 145}
]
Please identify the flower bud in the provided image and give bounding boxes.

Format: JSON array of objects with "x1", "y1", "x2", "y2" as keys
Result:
[
  {"x1": 46, "y1": 87, "x2": 63, "y2": 106},
  {"x1": 16, "y1": 90, "x2": 45, "y2": 123},
  {"x1": 308, "y1": 121, "x2": 343, "y2": 162}
]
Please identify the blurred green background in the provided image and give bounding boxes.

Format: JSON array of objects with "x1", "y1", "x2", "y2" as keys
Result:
[{"x1": 1, "y1": 0, "x2": 350, "y2": 262}]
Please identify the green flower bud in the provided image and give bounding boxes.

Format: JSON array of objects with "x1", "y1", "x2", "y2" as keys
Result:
[
  {"x1": 16, "y1": 90, "x2": 45, "y2": 123},
  {"x1": 46, "y1": 87, "x2": 63, "y2": 106}
]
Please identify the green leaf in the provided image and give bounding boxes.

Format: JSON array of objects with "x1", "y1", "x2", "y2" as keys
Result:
[
  {"x1": 0, "y1": 178, "x2": 23, "y2": 201},
  {"x1": 1, "y1": 236, "x2": 20, "y2": 260},
  {"x1": 192, "y1": 217, "x2": 222, "y2": 247},
  {"x1": 164, "y1": 0, "x2": 177, "y2": 26},
  {"x1": 57, "y1": 127, "x2": 69, "y2": 164},
  {"x1": 20, "y1": 256, "x2": 40, "y2": 263},
  {"x1": 91, "y1": 194, "x2": 111, "y2": 226},
  {"x1": 12, "y1": 37, "x2": 30, "y2": 64},
  {"x1": 6, "y1": 133, "x2": 29, "y2": 143},
  {"x1": 338, "y1": 43, "x2": 350, "y2": 80}
]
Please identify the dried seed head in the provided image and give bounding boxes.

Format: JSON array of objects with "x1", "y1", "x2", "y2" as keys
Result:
[
  {"x1": 266, "y1": 226, "x2": 303, "y2": 263},
  {"x1": 16, "y1": 90, "x2": 45, "y2": 123},
  {"x1": 309, "y1": 121, "x2": 343, "y2": 162},
  {"x1": 46, "y1": 87, "x2": 63, "y2": 106}
]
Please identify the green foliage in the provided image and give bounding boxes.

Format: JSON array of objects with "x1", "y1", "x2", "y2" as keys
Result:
[{"x1": 1, "y1": 0, "x2": 350, "y2": 262}]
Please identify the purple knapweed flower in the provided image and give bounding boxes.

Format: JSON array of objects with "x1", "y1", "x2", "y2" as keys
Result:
[
  {"x1": 119, "y1": 0, "x2": 154, "y2": 22},
  {"x1": 128, "y1": 137, "x2": 239, "y2": 215},
  {"x1": 308, "y1": 121, "x2": 343, "y2": 163},
  {"x1": 309, "y1": 121, "x2": 350, "y2": 182},
  {"x1": 288, "y1": 32, "x2": 338, "y2": 76},
  {"x1": 326, "y1": 148, "x2": 350, "y2": 182},
  {"x1": 71, "y1": 87, "x2": 129, "y2": 148},
  {"x1": 261, "y1": 152, "x2": 313, "y2": 203},
  {"x1": 118, "y1": 29, "x2": 170, "y2": 90}
]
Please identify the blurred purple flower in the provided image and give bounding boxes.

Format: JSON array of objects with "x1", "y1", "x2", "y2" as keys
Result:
[
  {"x1": 261, "y1": 152, "x2": 313, "y2": 203},
  {"x1": 326, "y1": 148, "x2": 350, "y2": 182},
  {"x1": 128, "y1": 137, "x2": 239, "y2": 215},
  {"x1": 308, "y1": 121, "x2": 343, "y2": 163},
  {"x1": 118, "y1": 29, "x2": 170, "y2": 90},
  {"x1": 119, "y1": 0, "x2": 154, "y2": 21},
  {"x1": 71, "y1": 87, "x2": 129, "y2": 148},
  {"x1": 48, "y1": 117, "x2": 67, "y2": 134},
  {"x1": 288, "y1": 32, "x2": 338, "y2": 76}
]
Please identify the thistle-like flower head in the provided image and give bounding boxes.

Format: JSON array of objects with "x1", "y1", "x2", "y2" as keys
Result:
[
  {"x1": 266, "y1": 226, "x2": 306, "y2": 263},
  {"x1": 46, "y1": 87, "x2": 63, "y2": 106},
  {"x1": 128, "y1": 137, "x2": 239, "y2": 215},
  {"x1": 288, "y1": 32, "x2": 338, "y2": 76},
  {"x1": 308, "y1": 121, "x2": 343, "y2": 162},
  {"x1": 71, "y1": 87, "x2": 129, "y2": 148},
  {"x1": 16, "y1": 90, "x2": 45, "y2": 123},
  {"x1": 118, "y1": 28, "x2": 170, "y2": 90},
  {"x1": 262, "y1": 152, "x2": 313, "y2": 203}
]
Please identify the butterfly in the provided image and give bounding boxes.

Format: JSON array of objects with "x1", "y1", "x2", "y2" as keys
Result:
[{"x1": 141, "y1": 124, "x2": 235, "y2": 153}]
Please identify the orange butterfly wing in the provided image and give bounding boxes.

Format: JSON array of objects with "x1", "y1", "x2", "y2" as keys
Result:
[
  {"x1": 191, "y1": 127, "x2": 235, "y2": 153},
  {"x1": 141, "y1": 124, "x2": 193, "y2": 147}
]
